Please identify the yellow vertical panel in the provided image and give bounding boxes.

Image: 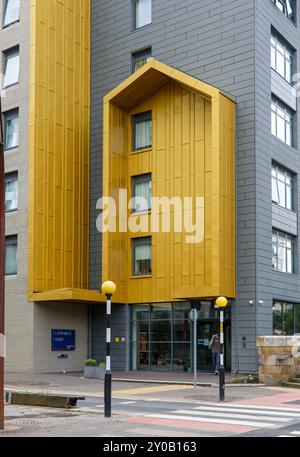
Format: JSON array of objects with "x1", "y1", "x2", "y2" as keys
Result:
[{"x1": 28, "y1": 0, "x2": 90, "y2": 296}]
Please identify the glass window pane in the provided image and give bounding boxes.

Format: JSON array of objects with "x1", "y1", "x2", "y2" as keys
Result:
[
  {"x1": 271, "y1": 111, "x2": 277, "y2": 136},
  {"x1": 173, "y1": 302, "x2": 190, "y2": 320},
  {"x1": 271, "y1": 46, "x2": 276, "y2": 69},
  {"x1": 286, "y1": 122, "x2": 292, "y2": 146},
  {"x1": 5, "y1": 114, "x2": 18, "y2": 149},
  {"x1": 173, "y1": 319, "x2": 190, "y2": 342},
  {"x1": 133, "y1": 174, "x2": 151, "y2": 212},
  {"x1": 277, "y1": 246, "x2": 286, "y2": 272},
  {"x1": 283, "y1": 304, "x2": 294, "y2": 335},
  {"x1": 272, "y1": 176, "x2": 279, "y2": 203},
  {"x1": 276, "y1": 52, "x2": 285, "y2": 77},
  {"x1": 295, "y1": 305, "x2": 300, "y2": 334},
  {"x1": 3, "y1": 0, "x2": 20, "y2": 27},
  {"x1": 151, "y1": 319, "x2": 171, "y2": 342},
  {"x1": 150, "y1": 343, "x2": 171, "y2": 370},
  {"x1": 286, "y1": 248, "x2": 293, "y2": 273},
  {"x1": 277, "y1": 180, "x2": 285, "y2": 207},
  {"x1": 173, "y1": 343, "x2": 190, "y2": 372},
  {"x1": 3, "y1": 49, "x2": 20, "y2": 88},
  {"x1": 277, "y1": 115, "x2": 286, "y2": 142},
  {"x1": 151, "y1": 303, "x2": 171, "y2": 320},
  {"x1": 5, "y1": 175, "x2": 18, "y2": 212},
  {"x1": 273, "y1": 302, "x2": 283, "y2": 335},
  {"x1": 5, "y1": 238, "x2": 17, "y2": 275},
  {"x1": 135, "y1": 0, "x2": 152, "y2": 28},
  {"x1": 133, "y1": 238, "x2": 152, "y2": 275},
  {"x1": 134, "y1": 119, "x2": 152, "y2": 150}
]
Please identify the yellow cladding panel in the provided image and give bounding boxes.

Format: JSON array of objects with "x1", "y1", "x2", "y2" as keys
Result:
[
  {"x1": 28, "y1": 0, "x2": 90, "y2": 297},
  {"x1": 102, "y1": 60, "x2": 236, "y2": 304}
]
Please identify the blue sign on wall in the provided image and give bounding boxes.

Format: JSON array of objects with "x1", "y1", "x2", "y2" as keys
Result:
[{"x1": 51, "y1": 329, "x2": 76, "y2": 351}]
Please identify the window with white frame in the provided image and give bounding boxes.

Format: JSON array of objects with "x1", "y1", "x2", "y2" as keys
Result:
[
  {"x1": 132, "y1": 47, "x2": 152, "y2": 73},
  {"x1": 133, "y1": 111, "x2": 152, "y2": 151},
  {"x1": 3, "y1": 0, "x2": 20, "y2": 28},
  {"x1": 4, "y1": 109, "x2": 19, "y2": 150},
  {"x1": 272, "y1": 230, "x2": 295, "y2": 274},
  {"x1": 132, "y1": 174, "x2": 152, "y2": 212},
  {"x1": 5, "y1": 235, "x2": 17, "y2": 276},
  {"x1": 5, "y1": 172, "x2": 18, "y2": 212},
  {"x1": 271, "y1": 96, "x2": 294, "y2": 146},
  {"x1": 272, "y1": 163, "x2": 294, "y2": 210},
  {"x1": 273, "y1": 0, "x2": 296, "y2": 23},
  {"x1": 134, "y1": 0, "x2": 152, "y2": 29},
  {"x1": 133, "y1": 237, "x2": 152, "y2": 276},
  {"x1": 271, "y1": 32, "x2": 293, "y2": 83},
  {"x1": 3, "y1": 47, "x2": 20, "y2": 88}
]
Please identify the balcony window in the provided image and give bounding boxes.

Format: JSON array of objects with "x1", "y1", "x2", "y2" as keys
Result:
[
  {"x1": 134, "y1": 0, "x2": 152, "y2": 29},
  {"x1": 3, "y1": 47, "x2": 20, "y2": 88},
  {"x1": 273, "y1": 0, "x2": 296, "y2": 23},
  {"x1": 272, "y1": 163, "x2": 294, "y2": 210},
  {"x1": 132, "y1": 237, "x2": 152, "y2": 276},
  {"x1": 272, "y1": 230, "x2": 295, "y2": 274},
  {"x1": 132, "y1": 174, "x2": 152, "y2": 212},
  {"x1": 271, "y1": 32, "x2": 293, "y2": 83},
  {"x1": 5, "y1": 172, "x2": 18, "y2": 212},
  {"x1": 271, "y1": 96, "x2": 294, "y2": 146},
  {"x1": 5, "y1": 235, "x2": 17, "y2": 276},
  {"x1": 3, "y1": 0, "x2": 20, "y2": 28},
  {"x1": 132, "y1": 47, "x2": 152, "y2": 73},
  {"x1": 4, "y1": 109, "x2": 19, "y2": 150},
  {"x1": 133, "y1": 111, "x2": 152, "y2": 151}
]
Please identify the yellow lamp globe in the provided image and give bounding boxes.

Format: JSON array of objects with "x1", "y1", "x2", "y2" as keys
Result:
[
  {"x1": 102, "y1": 281, "x2": 117, "y2": 296},
  {"x1": 216, "y1": 296, "x2": 228, "y2": 308}
]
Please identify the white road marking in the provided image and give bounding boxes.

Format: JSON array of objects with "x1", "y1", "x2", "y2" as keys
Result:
[
  {"x1": 174, "y1": 409, "x2": 290, "y2": 423},
  {"x1": 290, "y1": 431, "x2": 300, "y2": 435},
  {"x1": 194, "y1": 403, "x2": 300, "y2": 413},
  {"x1": 120, "y1": 401, "x2": 136, "y2": 405},
  {"x1": 148, "y1": 413, "x2": 274, "y2": 428},
  {"x1": 193, "y1": 405, "x2": 300, "y2": 418}
]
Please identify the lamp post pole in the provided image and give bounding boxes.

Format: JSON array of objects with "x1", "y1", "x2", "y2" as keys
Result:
[
  {"x1": 215, "y1": 297, "x2": 228, "y2": 402},
  {"x1": 105, "y1": 292, "x2": 112, "y2": 418},
  {"x1": 101, "y1": 281, "x2": 116, "y2": 419},
  {"x1": 0, "y1": 99, "x2": 4, "y2": 430}
]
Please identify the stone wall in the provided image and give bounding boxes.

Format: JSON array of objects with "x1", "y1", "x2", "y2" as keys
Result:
[{"x1": 257, "y1": 336, "x2": 300, "y2": 385}]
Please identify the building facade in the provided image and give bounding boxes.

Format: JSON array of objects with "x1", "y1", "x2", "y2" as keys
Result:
[{"x1": 1, "y1": 0, "x2": 300, "y2": 374}]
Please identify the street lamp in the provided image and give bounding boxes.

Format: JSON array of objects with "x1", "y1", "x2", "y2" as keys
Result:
[
  {"x1": 215, "y1": 296, "x2": 228, "y2": 402},
  {"x1": 101, "y1": 281, "x2": 117, "y2": 418}
]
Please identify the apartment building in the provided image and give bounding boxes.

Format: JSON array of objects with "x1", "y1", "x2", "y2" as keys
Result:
[
  {"x1": 90, "y1": 0, "x2": 300, "y2": 373},
  {"x1": 1, "y1": 0, "x2": 299, "y2": 374}
]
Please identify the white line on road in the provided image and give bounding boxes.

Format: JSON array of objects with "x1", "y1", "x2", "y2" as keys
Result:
[
  {"x1": 148, "y1": 413, "x2": 274, "y2": 428},
  {"x1": 194, "y1": 403, "x2": 300, "y2": 413},
  {"x1": 119, "y1": 401, "x2": 136, "y2": 405},
  {"x1": 193, "y1": 405, "x2": 300, "y2": 418},
  {"x1": 290, "y1": 431, "x2": 300, "y2": 435},
  {"x1": 173, "y1": 409, "x2": 290, "y2": 423}
]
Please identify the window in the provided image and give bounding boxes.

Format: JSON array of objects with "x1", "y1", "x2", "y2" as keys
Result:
[
  {"x1": 273, "y1": 301, "x2": 300, "y2": 335},
  {"x1": 3, "y1": 47, "x2": 19, "y2": 88},
  {"x1": 132, "y1": 47, "x2": 152, "y2": 73},
  {"x1": 3, "y1": 0, "x2": 20, "y2": 28},
  {"x1": 5, "y1": 235, "x2": 17, "y2": 276},
  {"x1": 5, "y1": 172, "x2": 18, "y2": 212},
  {"x1": 132, "y1": 237, "x2": 152, "y2": 276},
  {"x1": 271, "y1": 97, "x2": 293, "y2": 146},
  {"x1": 271, "y1": 32, "x2": 293, "y2": 83},
  {"x1": 4, "y1": 109, "x2": 19, "y2": 150},
  {"x1": 273, "y1": 0, "x2": 296, "y2": 23},
  {"x1": 133, "y1": 111, "x2": 152, "y2": 151},
  {"x1": 132, "y1": 174, "x2": 152, "y2": 212},
  {"x1": 272, "y1": 163, "x2": 294, "y2": 210},
  {"x1": 272, "y1": 230, "x2": 295, "y2": 273},
  {"x1": 134, "y1": 0, "x2": 152, "y2": 29}
]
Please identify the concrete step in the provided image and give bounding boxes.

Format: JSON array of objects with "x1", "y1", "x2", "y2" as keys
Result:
[
  {"x1": 282, "y1": 382, "x2": 300, "y2": 389},
  {"x1": 290, "y1": 378, "x2": 300, "y2": 383}
]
